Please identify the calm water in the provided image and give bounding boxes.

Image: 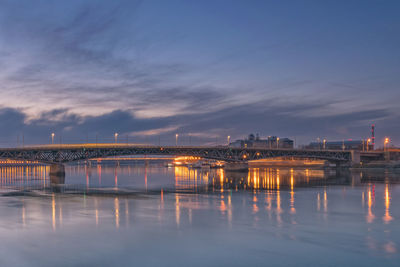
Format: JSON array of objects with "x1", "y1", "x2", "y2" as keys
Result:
[{"x1": 0, "y1": 161, "x2": 399, "y2": 266}]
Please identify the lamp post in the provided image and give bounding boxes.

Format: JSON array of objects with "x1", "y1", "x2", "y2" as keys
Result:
[
  {"x1": 384, "y1": 137, "x2": 390, "y2": 151},
  {"x1": 51, "y1": 133, "x2": 55, "y2": 144},
  {"x1": 114, "y1": 133, "x2": 118, "y2": 143},
  {"x1": 323, "y1": 139, "x2": 327, "y2": 150},
  {"x1": 366, "y1": 138, "x2": 371, "y2": 151},
  {"x1": 276, "y1": 137, "x2": 280, "y2": 148},
  {"x1": 176, "y1": 134, "x2": 179, "y2": 146},
  {"x1": 227, "y1": 135, "x2": 231, "y2": 146}
]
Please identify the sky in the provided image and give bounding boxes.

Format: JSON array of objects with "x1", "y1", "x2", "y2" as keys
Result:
[{"x1": 0, "y1": 0, "x2": 399, "y2": 147}]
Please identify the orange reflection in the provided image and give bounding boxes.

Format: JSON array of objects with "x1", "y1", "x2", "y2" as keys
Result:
[
  {"x1": 22, "y1": 203, "x2": 26, "y2": 227},
  {"x1": 383, "y1": 184, "x2": 393, "y2": 223},
  {"x1": 366, "y1": 187, "x2": 375, "y2": 223},
  {"x1": 85, "y1": 165, "x2": 89, "y2": 188},
  {"x1": 114, "y1": 167, "x2": 118, "y2": 188},
  {"x1": 175, "y1": 195, "x2": 180, "y2": 227},
  {"x1": 52, "y1": 194, "x2": 56, "y2": 231},
  {"x1": 290, "y1": 169, "x2": 295, "y2": 214},
  {"x1": 276, "y1": 169, "x2": 280, "y2": 190},
  {"x1": 144, "y1": 163, "x2": 148, "y2": 190},
  {"x1": 59, "y1": 202, "x2": 63, "y2": 227},
  {"x1": 97, "y1": 164, "x2": 102, "y2": 185},
  {"x1": 228, "y1": 194, "x2": 232, "y2": 225},
  {"x1": 220, "y1": 169, "x2": 224, "y2": 193},
  {"x1": 220, "y1": 196, "x2": 227, "y2": 213},
  {"x1": 125, "y1": 199, "x2": 129, "y2": 227},
  {"x1": 384, "y1": 241, "x2": 397, "y2": 254},
  {"x1": 114, "y1": 197, "x2": 120, "y2": 229},
  {"x1": 276, "y1": 188, "x2": 282, "y2": 225},
  {"x1": 95, "y1": 198, "x2": 99, "y2": 226},
  {"x1": 253, "y1": 195, "x2": 258, "y2": 214}
]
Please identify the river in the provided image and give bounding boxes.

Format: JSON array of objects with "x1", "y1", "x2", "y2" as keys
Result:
[{"x1": 0, "y1": 161, "x2": 399, "y2": 266}]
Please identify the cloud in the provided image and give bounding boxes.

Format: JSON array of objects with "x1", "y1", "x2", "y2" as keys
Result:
[
  {"x1": 129, "y1": 125, "x2": 181, "y2": 136},
  {"x1": 0, "y1": 97, "x2": 396, "y2": 147},
  {"x1": 0, "y1": 0, "x2": 399, "y2": 146}
]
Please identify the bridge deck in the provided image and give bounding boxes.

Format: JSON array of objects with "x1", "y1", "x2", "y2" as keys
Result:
[{"x1": 0, "y1": 144, "x2": 355, "y2": 164}]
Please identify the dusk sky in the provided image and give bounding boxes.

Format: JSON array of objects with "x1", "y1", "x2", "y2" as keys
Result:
[{"x1": 0, "y1": 0, "x2": 399, "y2": 146}]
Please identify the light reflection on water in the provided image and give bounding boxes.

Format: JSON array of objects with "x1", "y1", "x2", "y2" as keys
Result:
[{"x1": 0, "y1": 162, "x2": 399, "y2": 266}]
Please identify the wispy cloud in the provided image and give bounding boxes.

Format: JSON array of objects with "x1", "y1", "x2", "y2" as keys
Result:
[{"x1": 0, "y1": 0, "x2": 399, "y2": 145}]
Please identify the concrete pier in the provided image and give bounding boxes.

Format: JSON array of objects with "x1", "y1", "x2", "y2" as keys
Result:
[
  {"x1": 49, "y1": 164, "x2": 65, "y2": 185},
  {"x1": 350, "y1": 150, "x2": 360, "y2": 165}
]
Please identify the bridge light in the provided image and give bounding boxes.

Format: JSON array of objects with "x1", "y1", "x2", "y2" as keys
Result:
[
  {"x1": 243, "y1": 154, "x2": 247, "y2": 159},
  {"x1": 175, "y1": 134, "x2": 179, "y2": 146},
  {"x1": 366, "y1": 139, "x2": 371, "y2": 151},
  {"x1": 51, "y1": 133, "x2": 55, "y2": 144},
  {"x1": 384, "y1": 137, "x2": 390, "y2": 151},
  {"x1": 114, "y1": 133, "x2": 119, "y2": 143}
]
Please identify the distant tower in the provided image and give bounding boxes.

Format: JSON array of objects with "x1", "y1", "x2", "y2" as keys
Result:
[{"x1": 371, "y1": 124, "x2": 375, "y2": 150}]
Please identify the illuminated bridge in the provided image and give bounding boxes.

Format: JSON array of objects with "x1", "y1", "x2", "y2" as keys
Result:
[{"x1": 0, "y1": 144, "x2": 359, "y2": 165}]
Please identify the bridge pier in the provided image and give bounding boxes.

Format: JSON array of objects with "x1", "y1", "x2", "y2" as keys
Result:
[
  {"x1": 49, "y1": 164, "x2": 65, "y2": 185},
  {"x1": 350, "y1": 150, "x2": 360, "y2": 165},
  {"x1": 224, "y1": 162, "x2": 249, "y2": 172}
]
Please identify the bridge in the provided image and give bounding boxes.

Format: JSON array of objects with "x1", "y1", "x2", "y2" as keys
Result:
[
  {"x1": 0, "y1": 144, "x2": 361, "y2": 184},
  {"x1": 0, "y1": 143, "x2": 358, "y2": 164}
]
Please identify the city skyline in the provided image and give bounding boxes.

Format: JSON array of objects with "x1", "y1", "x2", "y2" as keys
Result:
[{"x1": 0, "y1": 0, "x2": 399, "y2": 146}]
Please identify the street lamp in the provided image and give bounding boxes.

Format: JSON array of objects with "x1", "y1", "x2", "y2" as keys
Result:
[
  {"x1": 227, "y1": 135, "x2": 231, "y2": 146},
  {"x1": 276, "y1": 137, "x2": 280, "y2": 148},
  {"x1": 51, "y1": 133, "x2": 55, "y2": 144},
  {"x1": 367, "y1": 138, "x2": 371, "y2": 151},
  {"x1": 114, "y1": 133, "x2": 118, "y2": 143},
  {"x1": 175, "y1": 134, "x2": 179, "y2": 146},
  {"x1": 323, "y1": 139, "x2": 327, "y2": 150},
  {"x1": 384, "y1": 137, "x2": 390, "y2": 151}
]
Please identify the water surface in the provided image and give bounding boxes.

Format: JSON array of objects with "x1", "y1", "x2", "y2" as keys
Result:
[{"x1": 0, "y1": 161, "x2": 399, "y2": 266}]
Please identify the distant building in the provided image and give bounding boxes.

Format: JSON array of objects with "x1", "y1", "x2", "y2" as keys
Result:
[
  {"x1": 306, "y1": 140, "x2": 373, "y2": 151},
  {"x1": 229, "y1": 134, "x2": 294, "y2": 149}
]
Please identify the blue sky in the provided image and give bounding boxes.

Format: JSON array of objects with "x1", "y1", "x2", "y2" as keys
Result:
[{"x1": 0, "y1": 0, "x2": 399, "y2": 146}]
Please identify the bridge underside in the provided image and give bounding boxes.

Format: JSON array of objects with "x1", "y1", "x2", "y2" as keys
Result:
[{"x1": 0, "y1": 146, "x2": 354, "y2": 165}]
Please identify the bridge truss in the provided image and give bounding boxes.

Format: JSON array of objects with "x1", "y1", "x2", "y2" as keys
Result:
[{"x1": 0, "y1": 145, "x2": 354, "y2": 164}]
